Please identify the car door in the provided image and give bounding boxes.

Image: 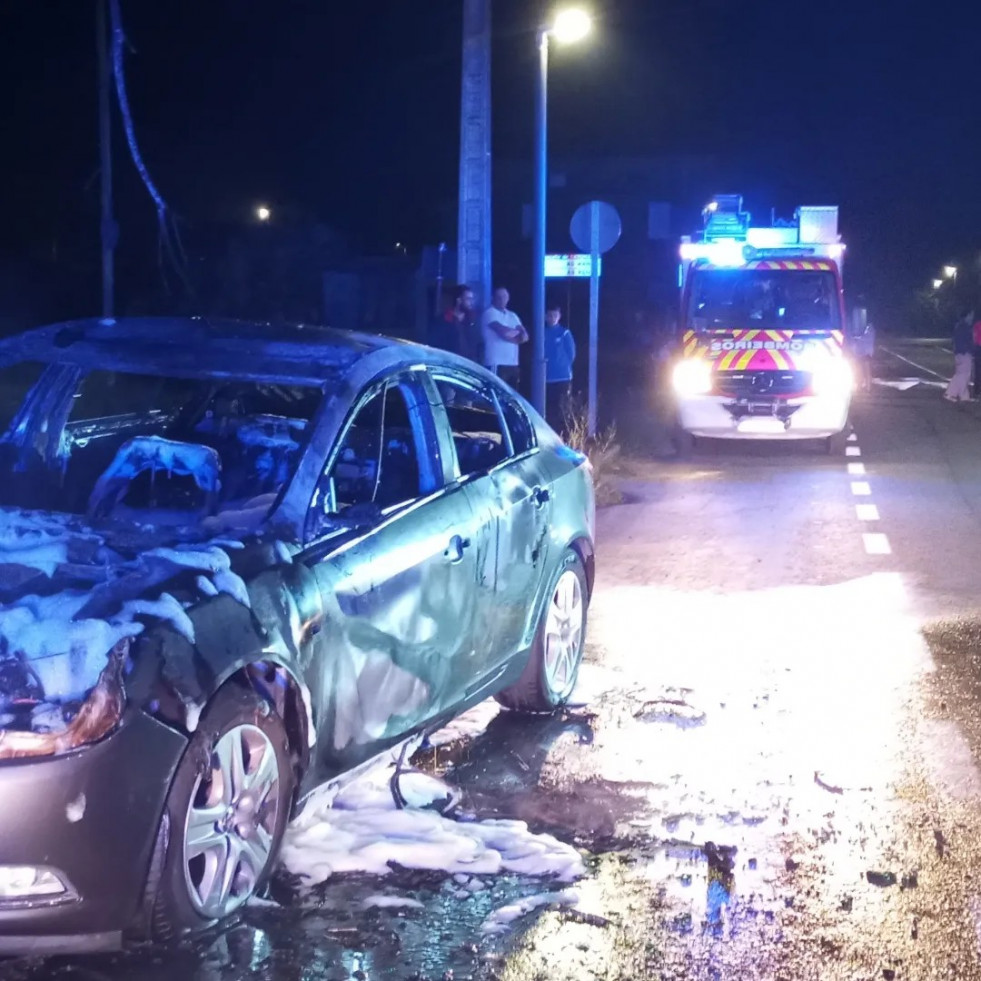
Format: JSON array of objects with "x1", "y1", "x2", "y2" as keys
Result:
[
  {"x1": 428, "y1": 373, "x2": 552, "y2": 674},
  {"x1": 298, "y1": 370, "x2": 482, "y2": 772}
]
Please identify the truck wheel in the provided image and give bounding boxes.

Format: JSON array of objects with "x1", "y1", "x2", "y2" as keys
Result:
[
  {"x1": 496, "y1": 551, "x2": 588, "y2": 714},
  {"x1": 144, "y1": 685, "x2": 294, "y2": 940},
  {"x1": 826, "y1": 429, "x2": 849, "y2": 455},
  {"x1": 673, "y1": 427, "x2": 696, "y2": 459}
]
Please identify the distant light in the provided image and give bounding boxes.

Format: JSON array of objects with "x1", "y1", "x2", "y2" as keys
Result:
[
  {"x1": 704, "y1": 201, "x2": 719, "y2": 213},
  {"x1": 933, "y1": 279, "x2": 944, "y2": 290},
  {"x1": 551, "y1": 8, "x2": 592, "y2": 43},
  {"x1": 256, "y1": 206, "x2": 271, "y2": 222},
  {"x1": 943, "y1": 265, "x2": 957, "y2": 279}
]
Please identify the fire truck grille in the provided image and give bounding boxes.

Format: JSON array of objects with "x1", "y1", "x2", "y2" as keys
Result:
[{"x1": 715, "y1": 371, "x2": 810, "y2": 399}]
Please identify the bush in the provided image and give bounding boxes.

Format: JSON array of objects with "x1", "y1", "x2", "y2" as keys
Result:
[{"x1": 562, "y1": 399, "x2": 623, "y2": 507}]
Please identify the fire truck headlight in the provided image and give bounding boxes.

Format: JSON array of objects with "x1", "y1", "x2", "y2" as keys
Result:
[
  {"x1": 811, "y1": 358, "x2": 853, "y2": 398},
  {"x1": 672, "y1": 359, "x2": 713, "y2": 397}
]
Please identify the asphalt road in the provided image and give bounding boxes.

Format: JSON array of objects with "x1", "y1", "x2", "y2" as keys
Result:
[{"x1": 8, "y1": 336, "x2": 981, "y2": 980}]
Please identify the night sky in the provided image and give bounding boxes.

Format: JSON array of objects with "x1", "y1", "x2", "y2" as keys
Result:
[{"x1": 1, "y1": 0, "x2": 978, "y2": 323}]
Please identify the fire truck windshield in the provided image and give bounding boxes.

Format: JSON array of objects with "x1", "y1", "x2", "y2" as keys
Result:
[{"x1": 687, "y1": 268, "x2": 840, "y2": 332}]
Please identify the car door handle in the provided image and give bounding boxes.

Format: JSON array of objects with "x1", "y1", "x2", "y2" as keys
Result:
[
  {"x1": 532, "y1": 486, "x2": 551, "y2": 508},
  {"x1": 443, "y1": 534, "x2": 471, "y2": 563}
]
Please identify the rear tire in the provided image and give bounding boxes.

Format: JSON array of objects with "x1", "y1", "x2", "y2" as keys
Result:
[
  {"x1": 142, "y1": 685, "x2": 294, "y2": 941},
  {"x1": 496, "y1": 551, "x2": 588, "y2": 713}
]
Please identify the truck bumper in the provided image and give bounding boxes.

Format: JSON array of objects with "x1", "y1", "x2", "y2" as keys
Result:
[{"x1": 678, "y1": 394, "x2": 850, "y2": 440}]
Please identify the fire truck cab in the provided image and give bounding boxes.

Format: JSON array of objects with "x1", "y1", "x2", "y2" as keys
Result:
[{"x1": 672, "y1": 195, "x2": 853, "y2": 454}]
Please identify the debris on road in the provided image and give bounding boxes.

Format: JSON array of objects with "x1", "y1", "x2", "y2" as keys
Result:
[
  {"x1": 814, "y1": 771, "x2": 845, "y2": 794},
  {"x1": 635, "y1": 697, "x2": 707, "y2": 728},
  {"x1": 865, "y1": 870, "x2": 897, "y2": 888}
]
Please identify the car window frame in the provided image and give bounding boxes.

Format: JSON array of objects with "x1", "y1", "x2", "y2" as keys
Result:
[
  {"x1": 425, "y1": 370, "x2": 539, "y2": 486},
  {"x1": 302, "y1": 369, "x2": 442, "y2": 543}
]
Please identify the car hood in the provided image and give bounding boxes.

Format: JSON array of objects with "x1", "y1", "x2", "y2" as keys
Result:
[{"x1": 0, "y1": 505, "x2": 263, "y2": 722}]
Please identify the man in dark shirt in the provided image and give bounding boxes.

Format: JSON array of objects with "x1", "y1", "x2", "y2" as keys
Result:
[{"x1": 434, "y1": 285, "x2": 481, "y2": 363}]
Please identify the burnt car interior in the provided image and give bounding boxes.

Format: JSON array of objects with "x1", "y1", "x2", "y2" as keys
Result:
[
  {"x1": 328, "y1": 383, "x2": 422, "y2": 512},
  {"x1": 435, "y1": 377, "x2": 536, "y2": 476},
  {"x1": 0, "y1": 364, "x2": 324, "y2": 527}
]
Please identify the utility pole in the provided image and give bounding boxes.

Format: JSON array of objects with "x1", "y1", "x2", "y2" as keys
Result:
[
  {"x1": 97, "y1": 0, "x2": 116, "y2": 319},
  {"x1": 457, "y1": 0, "x2": 492, "y2": 312}
]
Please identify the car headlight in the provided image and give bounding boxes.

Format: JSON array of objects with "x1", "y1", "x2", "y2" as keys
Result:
[
  {"x1": 0, "y1": 639, "x2": 129, "y2": 761},
  {"x1": 811, "y1": 358, "x2": 853, "y2": 398},
  {"x1": 672, "y1": 359, "x2": 713, "y2": 397}
]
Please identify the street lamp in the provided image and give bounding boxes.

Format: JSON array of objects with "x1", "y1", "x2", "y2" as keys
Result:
[
  {"x1": 933, "y1": 279, "x2": 944, "y2": 290},
  {"x1": 943, "y1": 265, "x2": 957, "y2": 279},
  {"x1": 531, "y1": 7, "x2": 593, "y2": 415},
  {"x1": 256, "y1": 205, "x2": 271, "y2": 222}
]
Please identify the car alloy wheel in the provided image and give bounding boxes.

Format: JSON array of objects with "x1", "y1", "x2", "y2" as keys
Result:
[
  {"x1": 542, "y1": 568, "x2": 584, "y2": 700},
  {"x1": 495, "y1": 550, "x2": 589, "y2": 713},
  {"x1": 182, "y1": 723, "x2": 282, "y2": 920}
]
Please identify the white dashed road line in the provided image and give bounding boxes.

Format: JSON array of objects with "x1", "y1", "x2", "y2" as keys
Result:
[
  {"x1": 862, "y1": 533, "x2": 892, "y2": 555},
  {"x1": 848, "y1": 435, "x2": 891, "y2": 556}
]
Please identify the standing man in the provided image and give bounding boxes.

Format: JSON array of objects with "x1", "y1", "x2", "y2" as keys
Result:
[
  {"x1": 435, "y1": 284, "x2": 481, "y2": 363},
  {"x1": 481, "y1": 286, "x2": 528, "y2": 388},
  {"x1": 972, "y1": 312, "x2": 981, "y2": 400},
  {"x1": 944, "y1": 308, "x2": 975, "y2": 402},
  {"x1": 544, "y1": 302, "x2": 576, "y2": 431}
]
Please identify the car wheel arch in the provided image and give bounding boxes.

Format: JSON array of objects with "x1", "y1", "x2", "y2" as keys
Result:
[
  {"x1": 518, "y1": 538, "x2": 594, "y2": 656},
  {"x1": 235, "y1": 660, "x2": 314, "y2": 787},
  {"x1": 159, "y1": 657, "x2": 314, "y2": 793},
  {"x1": 568, "y1": 535, "x2": 595, "y2": 597}
]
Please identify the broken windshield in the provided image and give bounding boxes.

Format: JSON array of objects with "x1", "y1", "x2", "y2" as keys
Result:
[
  {"x1": 0, "y1": 364, "x2": 326, "y2": 532},
  {"x1": 687, "y1": 268, "x2": 841, "y2": 332}
]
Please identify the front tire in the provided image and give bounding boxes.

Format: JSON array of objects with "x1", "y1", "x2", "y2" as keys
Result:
[
  {"x1": 826, "y1": 428, "x2": 849, "y2": 455},
  {"x1": 496, "y1": 551, "x2": 589, "y2": 713},
  {"x1": 143, "y1": 685, "x2": 294, "y2": 940},
  {"x1": 673, "y1": 426, "x2": 695, "y2": 459}
]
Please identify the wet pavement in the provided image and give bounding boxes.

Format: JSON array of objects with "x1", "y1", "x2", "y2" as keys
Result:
[{"x1": 9, "y1": 341, "x2": 981, "y2": 979}]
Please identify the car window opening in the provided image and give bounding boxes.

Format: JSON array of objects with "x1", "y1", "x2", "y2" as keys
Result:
[
  {"x1": 434, "y1": 376, "x2": 536, "y2": 475},
  {"x1": 320, "y1": 382, "x2": 423, "y2": 516}
]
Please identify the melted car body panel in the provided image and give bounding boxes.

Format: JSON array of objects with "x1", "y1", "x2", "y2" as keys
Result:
[{"x1": 0, "y1": 317, "x2": 593, "y2": 784}]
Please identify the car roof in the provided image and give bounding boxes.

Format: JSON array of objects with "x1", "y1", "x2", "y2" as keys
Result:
[{"x1": 0, "y1": 316, "x2": 436, "y2": 386}]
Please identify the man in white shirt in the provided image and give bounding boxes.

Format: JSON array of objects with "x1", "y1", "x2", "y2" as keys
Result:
[{"x1": 480, "y1": 286, "x2": 528, "y2": 388}]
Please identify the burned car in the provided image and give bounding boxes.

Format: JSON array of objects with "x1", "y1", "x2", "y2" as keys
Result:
[{"x1": 0, "y1": 317, "x2": 595, "y2": 953}]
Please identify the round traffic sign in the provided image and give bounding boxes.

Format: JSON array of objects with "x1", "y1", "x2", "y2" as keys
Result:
[{"x1": 570, "y1": 200, "x2": 622, "y2": 255}]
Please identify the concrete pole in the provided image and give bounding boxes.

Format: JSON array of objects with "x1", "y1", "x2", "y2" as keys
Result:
[
  {"x1": 457, "y1": 0, "x2": 492, "y2": 313},
  {"x1": 97, "y1": 0, "x2": 115, "y2": 319},
  {"x1": 531, "y1": 28, "x2": 548, "y2": 414}
]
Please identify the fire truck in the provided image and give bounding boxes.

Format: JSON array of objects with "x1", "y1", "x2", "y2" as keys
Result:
[{"x1": 672, "y1": 195, "x2": 853, "y2": 455}]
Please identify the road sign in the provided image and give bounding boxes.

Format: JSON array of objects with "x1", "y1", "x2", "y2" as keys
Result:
[
  {"x1": 567, "y1": 202, "x2": 621, "y2": 436},
  {"x1": 570, "y1": 201, "x2": 622, "y2": 255},
  {"x1": 545, "y1": 253, "x2": 603, "y2": 278}
]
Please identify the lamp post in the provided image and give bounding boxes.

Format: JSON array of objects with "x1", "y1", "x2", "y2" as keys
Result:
[{"x1": 531, "y1": 8, "x2": 592, "y2": 415}]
